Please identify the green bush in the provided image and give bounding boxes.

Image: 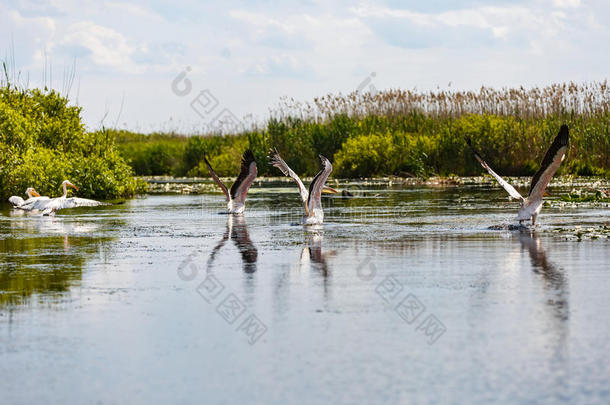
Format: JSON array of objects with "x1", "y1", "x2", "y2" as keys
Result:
[
  {"x1": 188, "y1": 137, "x2": 249, "y2": 177},
  {"x1": 334, "y1": 132, "x2": 396, "y2": 177},
  {"x1": 0, "y1": 85, "x2": 144, "y2": 200}
]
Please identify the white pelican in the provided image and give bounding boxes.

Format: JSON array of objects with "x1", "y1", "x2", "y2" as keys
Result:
[
  {"x1": 203, "y1": 149, "x2": 257, "y2": 214},
  {"x1": 269, "y1": 148, "x2": 338, "y2": 225},
  {"x1": 468, "y1": 125, "x2": 570, "y2": 226},
  {"x1": 9, "y1": 188, "x2": 49, "y2": 208},
  {"x1": 20, "y1": 180, "x2": 106, "y2": 215}
]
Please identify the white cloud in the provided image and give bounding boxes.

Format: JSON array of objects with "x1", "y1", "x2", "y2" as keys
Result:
[
  {"x1": 1, "y1": 0, "x2": 609, "y2": 131},
  {"x1": 553, "y1": 0, "x2": 581, "y2": 8},
  {"x1": 244, "y1": 54, "x2": 315, "y2": 78},
  {"x1": 352, "y1": 4, "x2": 566, "y2": 49},
  {"x1": 229, "y1": 10, "x2": 314, "y2": 50},
  {"x1": 58, "y1": 22, "x2": 140, "y2": 73},
  {"x1": 103, "y1": 2, "x2": 161, "y2": 19}
]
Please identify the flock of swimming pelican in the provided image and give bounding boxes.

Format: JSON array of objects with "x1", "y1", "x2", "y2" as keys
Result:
[
  {"x1": 9, "y1": 125, "x2": 570, "y2": 226},
  {"x1": 9, "y1": 180, "x2": 105, "y2": 215}
]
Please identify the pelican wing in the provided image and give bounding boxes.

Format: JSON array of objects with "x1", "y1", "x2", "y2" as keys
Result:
[
  {"x1": 269, "y1": 148, "x2": 309, "y2": 204},
  {"x1": 230, "y1": 150, "x2": 257, "y2": 204},
  {"x1": 8, "y1": 196, "x2": 25, "y2": 207},
  {"x1": 528, "y1": 125, "x2": 569, "y2": 200},
  {"x1": 18, "y1": 197, "x2": 51, "y2": 211},
  {"x1": 63, "y1": 197, "x2": 106, "y2": 209},
  {"x1": 203, "y1": 154, "x2": 230, "y2": 202},
  {"x1": 307, "y1": 155, "x2": 333, "y2": 212},
  {"x1": 467, "y1": 138, "x2": 524, "y2": 201},
  {"x1": 40, "y1": 197, "x2": 105, "y2": 215},
  {"x1": 24, "y1": 196, "x2": 48, "y2": 205}
]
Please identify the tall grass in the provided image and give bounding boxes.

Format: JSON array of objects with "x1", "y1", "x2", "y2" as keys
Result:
[
  {"x1": 115, "y1": 82, "x2": 610, "y2": 179},
  {"x1": 275, "y1": 82, "x2": 610, "y2": 120}
]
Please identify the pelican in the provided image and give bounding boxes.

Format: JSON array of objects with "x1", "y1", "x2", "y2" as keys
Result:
[
  {"x1": 467, "y1": 124, "x2": 570, "y2": 226},
  {"x1": 20, "y1": 180, "x2": 106, "y2": 215},
  {"x1": 268, "y1": 148, "x2": 338, "y2": 225},
  {"x1": 9, "y1": 188, "x2": 49, "y2": 208},
  {"x1": 203, "y1": 150, "x2": 257, "y2": 214}
]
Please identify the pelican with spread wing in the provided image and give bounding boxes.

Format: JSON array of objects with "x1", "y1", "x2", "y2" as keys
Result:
[
  {"x1": 269, "y1": 148, "x2": 338, "y2": 225},
  {"x1": 19, "y1": 180, "x2": 106, "y2": 215},
  {"x1": 203, "y1": 149, "x2": 258, "y2": 214},
  {"x1": 9, "y1": 188, "x2": 49, "y2": 208},
  {"x1": 467, "y1": 125, "x2": 570, "y2": 225}
]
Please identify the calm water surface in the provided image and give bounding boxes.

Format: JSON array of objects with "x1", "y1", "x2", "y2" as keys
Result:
[{"x1": 1, "y1": 183, "x2": 609, "y2": 404}]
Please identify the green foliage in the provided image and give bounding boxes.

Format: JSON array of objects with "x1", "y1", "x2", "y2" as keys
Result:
[
  {"x1": 117, "y1": 136, "x2": 185, "y2": 176},
  {"x1": 334, "y1": 131, "x2": 433, "y2": 177},
  {"x1": 182, "y1": 134, "x2": 241, "y2": 176},
  {"x1": 0, "y1": 85, "x2": 144, "y2": 200},
  {"x1": 188, "y1": 136, "x2": 249, "y2": 177},
  {"x1": 334, "y1": 132, "x2": 396, "y2": 177},
  {"x1": 311, "y1": 114, "x2": 355, "y2": 161},
  {"x1": 247, "y1": 130, "x2": 271, "y2": 176},
  {"x1": 114, "y1": 112, "x2": 610, "y2": 180},
  {"x1": 112, "y1": 83, "x2": 610, "y2": 180},
  {"x1": 266, "y1": 118, "x2": 317, "y2": 175}
]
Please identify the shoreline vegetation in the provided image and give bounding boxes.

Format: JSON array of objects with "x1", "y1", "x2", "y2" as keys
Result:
[
  {"x1": 2, "y1": 74, "x2": 610, "y2": 200},
  {"x1": 0, "y1": 70, "x2": 146, "y2": 201},
  {"x1": 116, "y1": 82, "x2": 610, "y2": 182}
]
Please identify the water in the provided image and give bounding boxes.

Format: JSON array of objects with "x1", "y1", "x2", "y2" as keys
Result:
[{"x1": 1, "y1": 183, "x2": 609, "y2": 404}]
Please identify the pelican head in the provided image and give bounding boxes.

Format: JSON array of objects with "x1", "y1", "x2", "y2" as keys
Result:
[
  {"x1": 61, "y1": 180, "x2": 78, "y2": 197},
  {"x1": 25, "y1": 188, "x2": 41, "y2": 198},
  {"x1": 62, "y1": 180, "x2": 78, "y2": 190}
]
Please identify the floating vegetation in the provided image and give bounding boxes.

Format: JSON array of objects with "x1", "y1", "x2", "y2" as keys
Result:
[
  {"x1": 552, "y1": 225, "x2": 610, "y2": 241},
  {"x1": 560, "y1": 187, "x2": 610, "y2": 203},
  {"x1": 142, "y1": 176, "x2": 610, "y2": 198}
]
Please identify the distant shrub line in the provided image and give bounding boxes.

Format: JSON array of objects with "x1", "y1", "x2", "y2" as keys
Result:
[
  {"x1": 114, "y1": 82, "x2": 610, "y2": 179},
  {"x1": 3, "y1": 80, "x2": 608, "y2": 203}
]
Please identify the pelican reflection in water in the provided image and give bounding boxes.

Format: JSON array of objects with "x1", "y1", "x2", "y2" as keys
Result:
[
  {"x1": 518, "y1": 230, "x2": 569, "y2": 322},
  {"x1": 297, "y1": 229, "x2": 338, "y2": 307},
  {"x1": 300, "y1": 228, "x2": 337, "y2": 277},
  {"x1": 517, "y1": 230, "x2": 570, "y2": 394},
  {"x1": 207, "y1": 215, "x2": 257, "y2": 273}
]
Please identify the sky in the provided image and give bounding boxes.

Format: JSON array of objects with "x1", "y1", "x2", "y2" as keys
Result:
[{"x1": 1, "y1": 0, "x2": 609, "y2": 133}]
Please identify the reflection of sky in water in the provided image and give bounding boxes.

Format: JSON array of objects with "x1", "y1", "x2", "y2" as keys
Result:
[{"x1": 0, "y1": 185, "x2": 609, "y2": 404}]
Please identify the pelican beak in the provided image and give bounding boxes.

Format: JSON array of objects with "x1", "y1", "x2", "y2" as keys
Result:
[
  {"x1": 322, "y1": 186, "x2": 339, "y2": 194},
  {"x1": 69, "y1": 184, "x2": 79, "y2": 191},
  {"x1": 543, "y1": 191, "x2": 552, "y2": 197},
  {"x1": 31, "y1": 190, "x2": 41, "y2": 197}
]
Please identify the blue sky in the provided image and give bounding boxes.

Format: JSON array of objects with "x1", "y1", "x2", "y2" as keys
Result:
[{"x1": 2, "y1": 0, "x2": 608, "y2": 132}]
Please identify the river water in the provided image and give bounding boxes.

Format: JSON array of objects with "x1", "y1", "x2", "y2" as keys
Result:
[{"x1": 1, "y1": 182, "x2": 609, "y2": 404}]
